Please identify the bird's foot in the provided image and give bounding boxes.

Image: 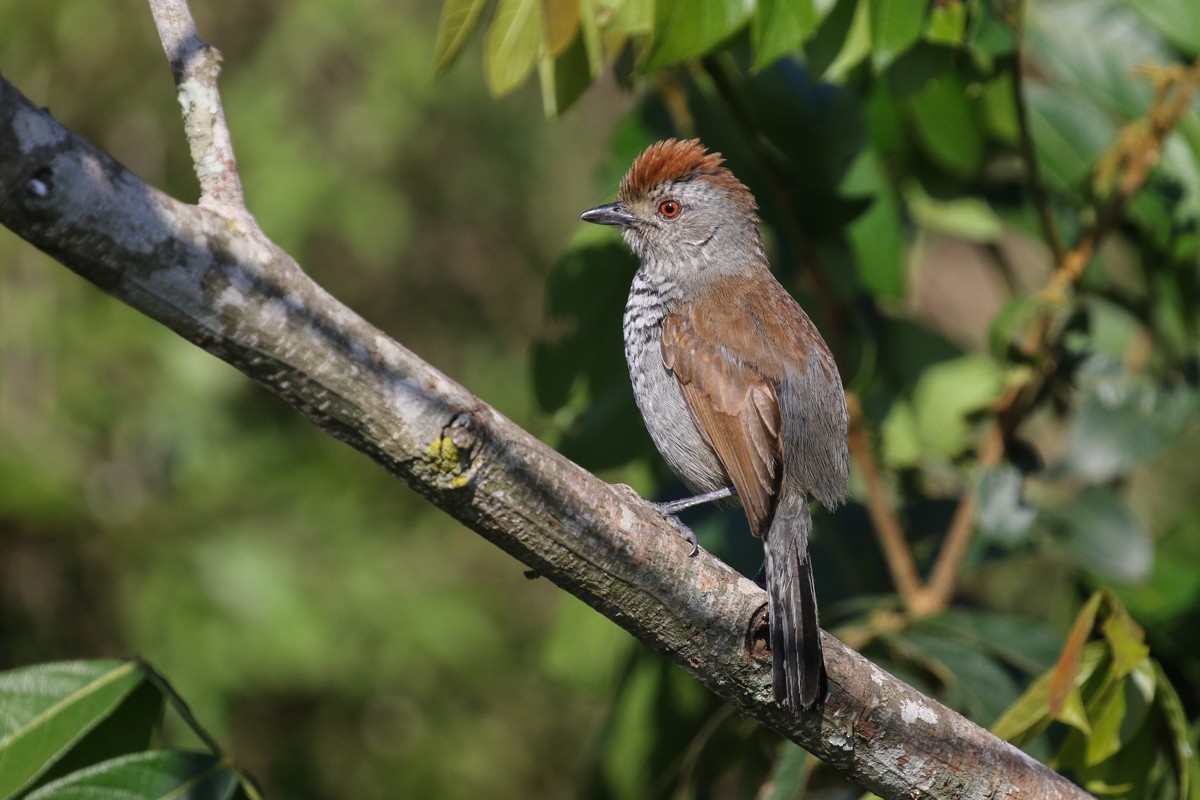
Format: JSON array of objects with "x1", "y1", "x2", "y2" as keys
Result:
[{"x1": 613, "y1": 483, "x2": 701, "y2": 557}]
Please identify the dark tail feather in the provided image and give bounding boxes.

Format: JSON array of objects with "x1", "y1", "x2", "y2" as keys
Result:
[{"x1": 763, "y1": 493, "x2": 826, "y2": 710}]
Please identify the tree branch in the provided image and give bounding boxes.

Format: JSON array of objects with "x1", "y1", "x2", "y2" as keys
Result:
[
  {"x1": 0, "y1": 76, "x2": 1090, "y2": 800},
  {"x1": 148, "y1": 0, "x2": 247, "y2": 214}
]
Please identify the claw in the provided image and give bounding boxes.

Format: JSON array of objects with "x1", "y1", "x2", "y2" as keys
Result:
[{"x1": 655, "y1": 511, "x2": 700, "y2": 557}]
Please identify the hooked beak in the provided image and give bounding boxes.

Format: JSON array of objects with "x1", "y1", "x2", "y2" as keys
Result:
[{"x1": 579, "y1": 201, "x2": 637, "y2": 228}]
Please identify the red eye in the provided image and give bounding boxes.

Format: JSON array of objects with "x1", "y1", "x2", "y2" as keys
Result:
[{"x1": 658, "y1": 200, "x2": 681, "y2": 218}]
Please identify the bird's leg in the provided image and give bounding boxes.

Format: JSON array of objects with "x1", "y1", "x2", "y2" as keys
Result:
[
  {"x1": 613, "y1": 484, "x2": 737, "y2": 557},
  {"x1": 649, "y1": 486, "x2": 737, "y2": 515}
]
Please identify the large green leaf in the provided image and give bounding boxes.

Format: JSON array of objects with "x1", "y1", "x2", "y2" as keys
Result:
[
  {"x1": 751, "y1": 0, "x2": 822, "y2": 70},
  {"x1": 1042, "y1": 489, "x2": 1153, "y2": 583},
  {"x1": 642, "y1": 0, "x2": 752, "y2": 71},
  {"x1": 868, "y1": 0, "x2": 923, "y2": 68},
  {"x1": 1065, "y1": 353, "x2": 1197, "y2": 482},
  {"x1": 840, "y1": 147, "x2": 905, "y2": 297},
  {"x1": 433, "y1": 0, "x2": 491, "y2": 73},
  {"x1": 0, "y1": 661, "x2": 149, "y2": 799},
  {"x1": 805, "y1": 0, "x2": 872, "y2": 81},
  {"x1": 485, "y1": 0, "x2": 544, "y2": 96},
  {"x1": 24, "y1": 751, "x2": 242, "y2": 800},
  {"x1": 906, "y1": 71, "x2": 985, "y2": 178},
  {"x1": 1123, "y1": 0, "x2": 1200, "y2": 56},
  {"x1": 910, "y1": 354, "x2": 1004, "y2": 459}
]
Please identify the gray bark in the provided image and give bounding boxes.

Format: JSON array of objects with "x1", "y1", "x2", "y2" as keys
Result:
[{"x1": 0, "y1": 77, "x2": 1091, "y2": 800}]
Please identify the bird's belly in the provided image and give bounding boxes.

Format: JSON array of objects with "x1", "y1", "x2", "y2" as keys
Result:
[{"x1": 624, "y1": 323, "x2": 728, "y2": 494}]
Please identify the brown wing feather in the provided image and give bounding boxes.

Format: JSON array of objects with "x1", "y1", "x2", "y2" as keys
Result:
[{"x1": 662, "y1": 305, "x2": 782, "y2": 536}]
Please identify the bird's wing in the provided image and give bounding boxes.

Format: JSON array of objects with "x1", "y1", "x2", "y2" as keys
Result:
[{"x1": 661, "y1": 297, "x2": 783, "y2": 536}]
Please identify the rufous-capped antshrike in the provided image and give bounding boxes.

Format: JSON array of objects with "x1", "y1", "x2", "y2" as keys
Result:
[{"x1": 580, "y1": 139, "x2": 849, "y2": 710}]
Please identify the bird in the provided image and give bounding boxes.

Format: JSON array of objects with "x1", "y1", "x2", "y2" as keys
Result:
[{"x1": 579, "y1": 139, "x2": 849, "y2": 710}]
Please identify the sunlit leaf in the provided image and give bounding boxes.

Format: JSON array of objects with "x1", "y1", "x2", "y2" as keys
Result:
[
  {"x1": 596, "y1": 0, "x2": 653, "y2": 35},
  {"x1": 0, "y1": 661, "x2": 149, "y2": 799},
  {"x1": 880, "y1": 398, "x2": 920, "y2": 468},
  {"x1": 924, "y1": 0, "x2": 965, "y2": 45},
  {"x1": 904, "y1": 182, "x2": 1004, "y2": 242},
  {"x1": 911, "y1": 355, "x2": 1004, "y2": 459},
  {"x1": 1101, "y1": 602, "x2": 1149, "y2": 678},
  {"x1": 434, "y1": 0, "x2": 491, "y2": 73},
  {"x1": 542, "y1": 0, "x2": 582, "y2": 57},
  {"x1": 539, "y1": 25, "x2": 594, "y2": 115},
  {"x1": 869, "y1": 0, "x2": 923, "y2": 68},
  {"x1": 485, "y1": 0, "x2": 545, "y2": 96},
  {"x1": 24, "y1": 751, "x2": 240, "y2": 800},
  {"x1": 642, "y1": 0, "x2": 752, "y2": 71},
  {"x1": 806, "y1": 0, "x2": 872, "y2": 81},
  {"x1": 752, "y1": 0, "x2": 821, "y2": 70},
  {"x1": 840, "y1": 148, "x2": 905, "y2": 297}
]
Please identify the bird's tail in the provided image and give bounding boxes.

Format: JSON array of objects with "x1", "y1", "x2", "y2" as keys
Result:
[{"x1": 762, "y1": 491, "x2": 825, "y2": 710}]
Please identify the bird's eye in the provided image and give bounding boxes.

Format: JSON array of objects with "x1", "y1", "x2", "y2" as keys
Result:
[{"x1": 658, "y1": 200, "x2": 681, "y2": 218}]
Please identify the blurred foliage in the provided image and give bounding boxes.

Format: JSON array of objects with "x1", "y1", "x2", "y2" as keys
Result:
[{"x1": 3, "y1": 0, "x2": 1200, "y2": 798}]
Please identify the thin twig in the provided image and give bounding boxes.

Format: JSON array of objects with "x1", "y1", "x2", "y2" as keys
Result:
[
  {"x1": 846, "y1": 394, "x2": 922, "y2": 606},
  {"x1": 148, "y1": 0, "x2": 247, "y2": 214},
  {"x1": 911, "y1": 56, "x2": 1200, "y2": 618}
]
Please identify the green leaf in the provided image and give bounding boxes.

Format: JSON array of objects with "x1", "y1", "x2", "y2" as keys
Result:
[
  {"x1": 752, "y1": 0, "x2": 821, "y2": 70},
  {"x1": 1151, "y1": 660, "x2": 1193, "y2": 799},
  {"x1": 642, "y1": 0, "x2": 752, "y2": 71},
  {"x1": 880, "y1": 398, "x2": 920, "y2": 468},
  {"x1": 538, "y1": 25, "x2": 595, "y2": 116},
  {"x1": 543, "y1": 0, "x2": 582, "y2": 57},
  {"x1": 992, "y1": 667, "x2": 1056, "y2": 744},
  {"x1": 34, "y1": 678, "x2": 165, "y2": 792},
  {"x1": 904, "y1": 182, "x2": 1004, "y2": 242},
  {"x1": 906, "y1": 71, "x2": 985, "y2": 178},
  {"x1": 976, "y1": 464, "x2": 1036, "y2": 544},
  {"x1": 1101, "y1": 601, "x2": 1150, "y2": 678},
  {"x1": 1042, "y1": 490, "x2": 1153, "y2": 583},
  {"x1": 869, "y1": 0, "x2": 924, "y2": 68},
  {"x1": 840, "y1": 147, "x2": 905, "y2": 297},
  {"x1": 760, "y1": 743, "x2": 811, "y2": 800},
  {"x1": 924, "y1": 0, "x2": 966, "y2": 45},
  {"x1": 1025, "y1": 83, "x2": 1117, "y2": 191},
  {"x1": 485, "y1": 0, "x2": 544, "y2": 97},
  {"x1": 805, "y1": 0, "x2": 872, "y2": 81},
  {"x1": 24, "y1": 750, "x2": 240, "y2": 800},
  {"x1": 911, "y1": 355, "x2": 1004, "y2": 459},
  {"x1": 1123, "y1": 0, "x2": 1200, "y2": 55},
  {"x1": 433, "y1": 0, "x2": 491, "y2": 73},
  {"x1": 0, "y1": 660, "x2": 149, "y2": 799},
  {"x1": 597, "y1": 0, "x2": 653, "y2": 35}
]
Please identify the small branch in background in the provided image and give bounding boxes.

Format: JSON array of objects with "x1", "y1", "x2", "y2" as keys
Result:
[
  {"x1": 148, "y1": 0, "x2": 247, "y2": 215},
  {"x1": 1007, "y1": 0, "x2": 1064, "y2": 265},
  {"x1": 911, "y1": 57, "x2": 1200, "y2": 617},
  {"x1": 1042, "y1": 57, "x2": 1200, "y2": 304},
  {"x1": 846, "y1": 394, "x2": 922, "y2": 607}
]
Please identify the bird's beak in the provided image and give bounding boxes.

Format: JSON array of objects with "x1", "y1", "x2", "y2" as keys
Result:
[{"x1": 580, "y1": 202, "x2": 637, "y2": 228}]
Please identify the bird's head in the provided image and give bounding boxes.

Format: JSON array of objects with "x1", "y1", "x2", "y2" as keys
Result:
[{"x1": 580, "y1": 139, "x2": 764, "y2": 279}]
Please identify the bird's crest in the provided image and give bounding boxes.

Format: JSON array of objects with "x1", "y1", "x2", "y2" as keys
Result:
[{"x1": 619, "y1": 139, "x2": 752, "y2": 204}]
